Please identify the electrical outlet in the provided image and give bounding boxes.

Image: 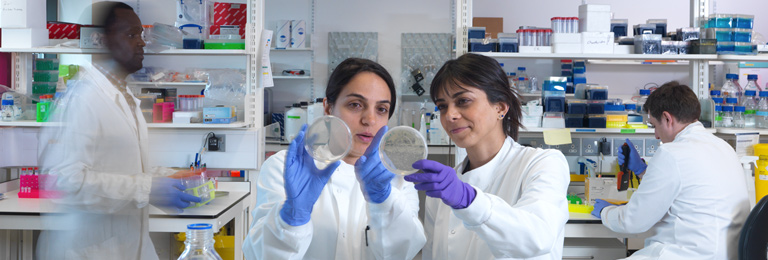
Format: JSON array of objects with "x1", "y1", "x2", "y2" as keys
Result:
[
  {"x1": 518, "y1": 138, "x2": 546, "y2": 149},
  {"x1": 581, "y1": 138, "x2": 600, "y2": 156},
  {"x1": 556, "y1": 138, "x2": 581, "y2": 156},
  {"x1": 613, "y1": 138, "x2": 644, "y2": 157},
  {"x1": 645, "y1": 138, "x2": 660, "y2": 157}
]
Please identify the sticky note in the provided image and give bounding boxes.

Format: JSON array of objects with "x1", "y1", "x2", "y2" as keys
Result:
[{"x1": 543, "y1": 128, "x2": 572, "y2": 145}]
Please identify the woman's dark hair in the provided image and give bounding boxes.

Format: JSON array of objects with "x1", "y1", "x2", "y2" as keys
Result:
[
  {"x1": 326, "y1": 58, "x2": 397, "y2": 118},
  {"x1": 430, "y1": 53, "x2": 522, "y2": 140},
  {"x1": 643, "y1": 81, "x2": 701, "y2": 123}
]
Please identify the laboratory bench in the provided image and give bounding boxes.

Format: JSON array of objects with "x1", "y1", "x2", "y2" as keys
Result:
[{"x1": 0, "y1": 180, "x2": 251, "y2": 260}]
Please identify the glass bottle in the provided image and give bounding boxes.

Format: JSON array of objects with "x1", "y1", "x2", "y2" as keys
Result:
[
  {"x1": 177, "y1": 224, "x2": 223, "y2": 260},
  {"x1": 734, "y1": 106, "x2": 746, "y2": 128},
  {"x1": 722, "y1": 105, "x2": 734, "y2": 128},
  {"x1": 757, "y1": 91, "x2": 768, "y2": 128},
  {"x1": 743, "y1": 91, "x2": 758, "y2": 128}
]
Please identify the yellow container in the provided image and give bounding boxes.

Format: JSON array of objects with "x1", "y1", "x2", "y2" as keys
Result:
[
  {"x1": 570, "y1": 174, "x2": 586, "y2": 182},
  {"x1": 568, "y1": 204, "x2": 594, "y2": 213},
  {"x1": 753, "y1": 144, "x2": 768, "y2": 202}
]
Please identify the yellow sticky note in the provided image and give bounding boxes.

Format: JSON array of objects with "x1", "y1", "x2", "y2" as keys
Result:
[{"x1": 543, "y1": 128, "x2": 572, "y2": 146}]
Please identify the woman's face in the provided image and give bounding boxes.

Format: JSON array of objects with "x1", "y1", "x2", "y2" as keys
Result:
[
  {"x1": 325, "y1": 72, "x2": 392, "y2": 160},
  {"x1": 434, "y1": 84, "x2": 507, "y2": 149}
]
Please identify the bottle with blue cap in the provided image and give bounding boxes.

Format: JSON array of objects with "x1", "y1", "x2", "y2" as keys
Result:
[
  {"x1": 734, "y1": 106, "x2": 746, "y2": 128},
  {"x1": 757, "y1": 91, "x2": 768, "y2": 128},
  {"x1": 1, "y1": 98, "x2": 13, "y2": 121},
  {"x1": 516, "y1": 67, "x2": 529, "y2": 93},
  {"x1": 177, "y1": 223, "x2": 223, "y2": 260},
  {"x1": 710, "y1": 90, "x2": 722, "y2": 104},
  {"x1": 743, "y1": 89, "x2": 758, "y2": 128},
  {"x1": 714, "y1": 105, "x2": 723, "y2": 128},
  {"x1": 722, "y1": 73, "x2": 742, "y2": 102},
  {"x1": 722, "y1": 105, "x2": 735, "y2": 128},
  {"x1": 745, "y1": 74, "x2": 760, "y2": 94}
]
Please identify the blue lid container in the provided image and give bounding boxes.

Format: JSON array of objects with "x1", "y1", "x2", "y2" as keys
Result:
[
  {"x1": 722, "y1": 106, "x2": 734, "y2": 112},
  {"x1": 639, "y1": 89, "x2": 651, "y2": 95},
  {"x1": 760, "y1": 91, "x2": 768, "y2": 97},
  {"x1": 566, "y1": 102, "x2": 588, "y2": 114},
  {"x1": 624, "y1": 104, "x2": 637, "y2": 111},
  {"x1": 710, "y1": 90, "x2": 722, "y2": 96},
  {"x1": 735, "y1": 106, "x2": 746, "y2": 112},
  {"x1": 745, "y1": 90, "x2": 756, "y2": 96},
  {"x1": 726, "y1": 97, "x2": 738, "y2": 104},
  {"x1": 574, "y1": 77, "x2": 587, "y2": 84},
  {"x1": 748, "y1": 74, "x2": 758, "y2": 80},
  {"x1": 712, "y1": 97, "x2": 724, "y2": 104},
  {"x1": 587, "y1": 116, "x2": 607, "y2": 128},
  {"x1": 587, "y1": 102, "x2": 605, "y2": 114}
]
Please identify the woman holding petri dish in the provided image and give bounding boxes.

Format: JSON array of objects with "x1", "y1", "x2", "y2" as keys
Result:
[
  {"x1": 404, "y1": 53, "x2": 570, "y2": 260},
  {"x1": 242, "y1": 58, "x2": 426, "y2": 260}
]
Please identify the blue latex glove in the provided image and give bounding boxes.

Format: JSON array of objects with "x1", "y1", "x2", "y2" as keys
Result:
[
  {"x1": 591, "y1": 199, "x2": 613, "y2": 219},
  {"x1": 405, "y1": 160, "x2": 476, "y2": 209},
  {"x1": 280, "y1": 125, "x2": 341, "y2": 226},
  {"x1": 354, "y1": 126, "x2": 395, "y2": 204},
  {"x1": 150, "y1": 177, "x2": 202, "y2": 213},
  {"x1": 618, "y1": 139, "x2": 647, "y2": 176}
]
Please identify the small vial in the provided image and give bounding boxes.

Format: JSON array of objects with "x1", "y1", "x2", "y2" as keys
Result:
[
  {"x1": 543, "y1": 29, "x2": 552, "y2": 46},
  {"x1": 573, "y1": 17, "x2": 580, "y2": 33},
  {"x1": 517, "y1": 29, "x2": 525, "y2": 47}
]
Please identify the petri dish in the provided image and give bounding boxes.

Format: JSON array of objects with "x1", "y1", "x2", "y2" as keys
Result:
[
  {"x1": 304, "y1": 115, "x2": 353, "y2": 164},
  {"x1": 379, "y1": 126, "x2": 428, "y2": 175}
]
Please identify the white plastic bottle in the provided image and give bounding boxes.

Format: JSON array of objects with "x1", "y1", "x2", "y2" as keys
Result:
[
  {"x1": 284, "y1": 103, "x2": 307, "y2": 142},
  {"x1": 429, "y1": 107, "x2": 447, "y2": 145}
]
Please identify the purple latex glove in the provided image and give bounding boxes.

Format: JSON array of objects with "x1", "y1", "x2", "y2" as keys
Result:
[
  {"x1": 354, "y1": 126, "x2": 395, "y2": 203},
  {"x1": 405, "y1": 159, "x2": 476, "y2": 209},
  {"x1": 591, "y1": 199, "x2": 613, "y2": 219}
]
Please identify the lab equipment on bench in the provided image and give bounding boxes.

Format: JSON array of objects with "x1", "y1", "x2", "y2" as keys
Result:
[
  {"x1": 379, "y1": 126, "x2": 428, "y2": 175},
  {"x1": 177, "y1": 224, "x2": 223, "y2": 260},
  {"x1": 304, "y1": 115, "x2": 353, "y2": 164}
]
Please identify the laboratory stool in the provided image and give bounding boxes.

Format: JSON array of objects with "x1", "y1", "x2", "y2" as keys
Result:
[{"x1": 738, "y1": 195, "x2": 768, "y2": 260}]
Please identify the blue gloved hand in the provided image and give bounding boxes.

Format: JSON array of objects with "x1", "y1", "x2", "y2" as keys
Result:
[
  {"x1": 354, "y1": 126, "x2": 395, "y2": 204},
  {"x1": 280, "y1": 125, "x2": 341, "y2": 226},
  {"x1": 405, "y1": 159, "x2": 476, "y2": 209},
  {"x1": 618, "y1": 139, "x2": 647, "y2": 176},
  {"x1": 150, "y1": 177, "x2": 203, "y2": 212},
  {"x1": 591, "y1": 199, "x2": 613, "y2": 218}
]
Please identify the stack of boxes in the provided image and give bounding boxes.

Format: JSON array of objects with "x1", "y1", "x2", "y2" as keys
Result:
[
  {"x1": 578, "y1": 4, "x2": 614, "y2": 54},
  {"x1": 702, "y1": 14, "x2": 756, "y2": 55},
  {"x1": 0, "y1": 0, "x2": 48, "y2": 48},
  {"x1": 207, "y1": 2, "x2": 248, "y2": 49},
  {"x1": 274, "y1": 20, "x2": 308, "y2": 49}
]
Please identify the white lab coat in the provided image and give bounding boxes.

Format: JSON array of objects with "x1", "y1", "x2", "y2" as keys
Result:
[
  {"x1": 422, "y1": 136, "x2": 570, "y2": 260},
  {"x1": 36, "y1": 64, "x2": 172, "y2": 260},
  {"x1": 242, "y1": 150, "x2": 426, "y2": 260},
  {"x1": 601, "y1": 122, "x2": 750, "y2": 260}
]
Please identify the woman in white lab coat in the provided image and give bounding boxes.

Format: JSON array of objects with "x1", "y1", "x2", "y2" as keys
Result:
[
  {"x1": 242, "y1": 58, "x2": 426, "y2": 260},
  {"x1": 405, "y1": 53, "x2": 570, "y2": 260}
]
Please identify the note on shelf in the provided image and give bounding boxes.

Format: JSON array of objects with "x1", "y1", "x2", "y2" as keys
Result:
[{"x1": 543, "y1": 128, "x2": 572, "y2": 146}]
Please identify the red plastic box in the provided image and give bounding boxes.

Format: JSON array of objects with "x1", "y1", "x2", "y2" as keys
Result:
[
  {"x1": 47, "y1": 22, "x2": 81, "y2": 39},
  {"x1": 212, "y1": 2, "x2": 247, "y2": 26}
]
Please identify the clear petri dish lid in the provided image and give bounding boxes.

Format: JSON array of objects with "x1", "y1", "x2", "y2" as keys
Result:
[
  {"x1": 304, "y1": 115, "x2": 353, "y2": 164},
  {"x1": 379, "y1": 126, "x2": 428, "y2": 175}
]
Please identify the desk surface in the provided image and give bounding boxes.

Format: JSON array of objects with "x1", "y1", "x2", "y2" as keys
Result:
[
  {"x1": 0, "y1": 190, "x2": 249, "y2": 219},
  {"x1": 567, "y1": 212, "x2": 602, "y2": 224}
]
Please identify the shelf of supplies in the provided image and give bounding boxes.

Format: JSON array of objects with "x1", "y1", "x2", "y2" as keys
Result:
[
  {"x1": 0, "y1": 120, "x2": 46, "y2": 127},
  {"x1": 147, "y1": 122, "x2": 250, "y2": 129},
  {"x1": 520, "y1": 127, "x2": 657, "y2": 134},
  {"x1": 587, "y1": 60, "x2": 690, "y2": 66},
  {"x1": 0, "y1": 47, "x2": 246, "y2": 55},
  {"x1": 272, "y1": 76, "x2": 312, "y2": 79},
  {"x1": 270, "y1": 48, "x2": 312, "y2": 51},
  {"x1": 476, "y1": 52, "x2": 717, "y2": 61},
  {"x1": 715, "y1": 128, "x2": 768, "y2": 135},
  {"x1": 718, "y1": 54, "x2": 768, "y2": 62},
  {"x1": 127, "y1": 81, "x2": 208, "y2": 86},
  {"x1": 519, "y1": 93, "x2": 575, "y2": 98}
]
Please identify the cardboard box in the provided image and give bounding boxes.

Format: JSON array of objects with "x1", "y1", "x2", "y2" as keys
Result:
[
  {"x1": 554, "y1": 43, "x2": 582, "y2": 54},
  {"x1": 212, "y1": 2, "x2": 247, "y2": 26},
  {"x1": 0, "y1": 0, "x2": 46, "y2": 29},
  {"x1": 473, "y1": 17, "x2": 503, "y2": 39},
  {"x1": 1, "y1": 28, "x2": 48, "y2": 48},
  {"x1": 47, "y1": 22, "x2": 80, "y2": 39},
  {"x1": 578, "y1": 4, "x2": 611, "y2": 32},
  {"x1": 79, "y1": 26, "x2": 105, "y2": 49},
  {"x1": 581, "y1": 32, "x2": 614, "y2": 54},
  {"x1": 209, "y1": 25, "x2": 245, "y2": 39},
  {"x1": 275, "y1": 20, "x2": 291, "y2": 49},
  {"x1": 552, "y1": 33, "x2": 581, "y2": 44},
  {"x1": 204, "y1": 106, "x2": 237, "y2": 124},
  {"x1": 291, "y1": 20, "x2": 306, "y2": 48}
]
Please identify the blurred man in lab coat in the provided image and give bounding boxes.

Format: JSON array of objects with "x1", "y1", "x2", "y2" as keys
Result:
[
  {"x1": 36, "y1": 2, "x2": 201, "y2": 259},
  {"x1": 591, "y1": 81, "x2": 750, "y2": 260}
]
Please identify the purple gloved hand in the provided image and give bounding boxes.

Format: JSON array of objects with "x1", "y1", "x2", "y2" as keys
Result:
[{"x1": 405, "y1": 159, "x2": 476, "y2": 209}]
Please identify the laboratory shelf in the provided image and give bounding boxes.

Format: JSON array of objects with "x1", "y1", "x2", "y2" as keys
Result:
[
  {"x1": 0, "y1": 120, "x2": 46, "y2": 127},
  {"x1": 271, "y1": 48, "x2": 312, "y2": 51},
  {"x1": 718, "y1": 54, "x2": 768, "y2": 62},
  {"x1": 587, "y1": 60, "x2": 690, "y2": 66},
  {"x1": 715, "y1": 128, "x2": 768, "y2": 135},
  {"x1": 0, "y1": 47, "x2": 246, "y2": 55},
  {"x1": 272, "y1": 76, "x2": 312, "y2": 79},
  {"x1": 127, "y1": 81, "x2": 208, "y2": 86},
  {"x1": 147, "y1": 122, "x2": 250, "y2": 129},
  {"x1": 519, "y1": 93, "x2": 575, "y2": 98},
  {"x1": 477, "y1": 52, "x2": 717, "y2": 61},
  {"x1": 520, "y1": 127, "x2": 657, "y2": 134}
]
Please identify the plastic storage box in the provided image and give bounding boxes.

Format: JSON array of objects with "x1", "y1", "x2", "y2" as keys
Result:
[{"x1": 634, "y1": 34, "x2": 662, "y2": 54}]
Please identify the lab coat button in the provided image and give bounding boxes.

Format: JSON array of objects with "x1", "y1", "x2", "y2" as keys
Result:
[
  {"x1": 342, "y1": 233, "x2": 346, "y2": 238},
  {"x1": 450, "y1": 230, "x2": 455, "y2": 234}
]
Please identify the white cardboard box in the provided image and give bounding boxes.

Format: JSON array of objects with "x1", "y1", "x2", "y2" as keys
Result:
[
  {"x1": 519, "y1": 46, "x2": 552, "y2": 54},
  {"x1": 290, "y1": 20, "x2": 306, "y2": 48},
  {"x1": 578, "y1": 4, "x2": 611, "y2": 33},
  {"x1": 0, "y1": 0, "x2": 46, "y2": 29},
  {"x1": 275, "y1": 20, "x2": 291, "y2": 49},
  {"x1": 1, "y1": 28, "x2": 47, "y2": 48},
  {"x1": 552, "y1": 33, "x2": 581, "y2": 44},
  {"x1": 581, "y1": 32, "x2": 614, "y2": 54},
  {"x1": 554, "y1": 43, "x2": 582, "y2": 54}
]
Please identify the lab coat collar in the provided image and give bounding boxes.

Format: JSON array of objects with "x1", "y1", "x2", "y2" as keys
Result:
[
  {"x1": 458, "y1": 136, "x2": 514, "y2": 191},
  {"x1": 673, "y1": 121, "x2": 704, "y2": 142}
]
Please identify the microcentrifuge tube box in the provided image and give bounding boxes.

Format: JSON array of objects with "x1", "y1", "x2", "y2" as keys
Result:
[
  {"x1": 275, "y1": 20, "x2": 291, "y2": 49},
  {"x1": 291, "y1": 20, "x2": 306, "y2": 48}
]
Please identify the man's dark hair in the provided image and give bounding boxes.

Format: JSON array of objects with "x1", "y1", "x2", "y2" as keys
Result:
[
  {"x1": 100, "y1": 2, "x2": 134, "y2": 35},
  {"x1": 643, "y1": 81, "x2": 701, "y2": 123}
]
